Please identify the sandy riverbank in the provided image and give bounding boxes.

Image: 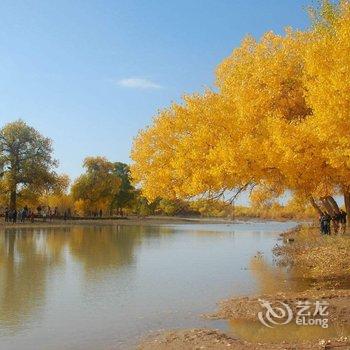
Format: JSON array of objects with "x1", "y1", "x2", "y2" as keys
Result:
[
  {"x1": 0, "y1": 215, "x2": 300, "y2": 230},
  {"x1": 138, "y1": 329, "x2": 349, "y2": 349},
  {"x1": 0, "y1": 215, "x2": 240, "y2": 229}
]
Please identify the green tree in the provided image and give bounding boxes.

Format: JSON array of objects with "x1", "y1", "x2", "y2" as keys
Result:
[
  {"x1": 130, "y1": 191, "x2": 160, "y2": 216},
  {"x1": 112, "y1": 162, "x2": 135, "y2": 215},
  {"x1": 71, "y1": 157, "x2": 121, "y2": 215},
  {"x1": 0, "y1": 120, "x2": 58, "y2": 210}
]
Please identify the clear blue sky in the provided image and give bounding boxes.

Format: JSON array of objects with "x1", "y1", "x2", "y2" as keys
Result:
[{"x1": 0, "y1": 0, "x2": 310, "y2": 180}]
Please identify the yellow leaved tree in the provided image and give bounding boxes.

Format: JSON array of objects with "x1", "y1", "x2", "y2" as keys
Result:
[{"x1": 131, "y1": 0, "x2": 350, "y2": 218}]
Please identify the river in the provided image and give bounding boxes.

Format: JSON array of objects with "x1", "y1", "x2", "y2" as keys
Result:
[{"x1": 0, "y1": 221, "x2": 297, "y2": 349}]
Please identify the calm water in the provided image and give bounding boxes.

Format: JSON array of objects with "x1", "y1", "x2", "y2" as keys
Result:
[{"x1": 0, "y1": 221, "x2": 297, "y2": 350}]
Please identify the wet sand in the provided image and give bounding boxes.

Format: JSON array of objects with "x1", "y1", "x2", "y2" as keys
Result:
[{"x1": 138, "y1": 329, "x2": 349, "y2": 349}]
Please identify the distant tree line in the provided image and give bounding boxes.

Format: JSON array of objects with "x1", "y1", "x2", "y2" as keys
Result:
[
  {"x1": 0, "y1": 120, "x2": 316, "y2": 220},
  {"x1": 0, "y1": 120, "x2": 201, "y2": 218}
]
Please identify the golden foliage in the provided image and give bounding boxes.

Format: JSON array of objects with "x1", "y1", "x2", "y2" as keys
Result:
[
  {"x1": 131, "y1": 1, "x2": 350, "y2": 208},
  {"x1": 71, "y1": 157, "x2": 121, "y2": 215}
]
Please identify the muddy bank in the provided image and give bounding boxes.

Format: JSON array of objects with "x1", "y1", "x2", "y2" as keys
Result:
[
  {"x1": 209, "y1": 289, "x2": 350, "y2": 324},
  {"x1": 138, "y1": 329, "x2": 253, "y2": 350},
  {"x1": 138, "y1": 329, "x2": 349, "y2": 349}
]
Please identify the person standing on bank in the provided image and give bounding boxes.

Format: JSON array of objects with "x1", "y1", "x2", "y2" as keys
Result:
[
  {"x1": 339, "y1": 209, "x2": 347, "y2": 234},
  {"x1": 320, "y1": 213, "x2": 331, "y2": 235},
  {"x1": 12, "y1": 209, "x2": 17, "y2": 224},
  {"x1": 4, "y1": 207, "x2": 9, "y2": 222}
]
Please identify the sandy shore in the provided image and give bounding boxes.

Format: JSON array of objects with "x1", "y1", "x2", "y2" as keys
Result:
[
  {"x1": 0, "y1": 215, "x2": 239, "y2": 229},
  {"x1": 138, "y1": 329, "x2": 349, "y2": 350}
]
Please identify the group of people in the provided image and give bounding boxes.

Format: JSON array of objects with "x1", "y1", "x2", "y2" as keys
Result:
[
  {"x1": 2, "y1": 205, "x2": 108, "y2": 224},
  {"x1": 3, "y1": 206, "x2": 71, "y2": 223},
  {"x1": 4, "y1": 206, "x2": 35, "y2": 223},
  {"x1": 319, "y1": 209, "x2": 347, "y2": 235}
]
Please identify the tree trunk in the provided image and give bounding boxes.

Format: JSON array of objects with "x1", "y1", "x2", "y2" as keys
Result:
[
  {"x1": 9, "y1": 189, "x2": 17, "y2": 211},
  {"x1": 344, "y1": 191, "x2": 350, "y2": 218},
  {"x1": 326, "y1": 196, "x2": 340, "y2": 214},
  {"x1": 320, "y1": 198, "x2": 333, "y2": 216},
  {"x1": 309, "y1": 197, "x2": 323, "y2": 215},
  {"x1": 321, "y1": 197, "x2": 335, "y2": 216}
]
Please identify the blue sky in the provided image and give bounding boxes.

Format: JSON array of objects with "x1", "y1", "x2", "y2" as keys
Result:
[{"x1": 0, "y1": 0, "x2": 310, "y2": 180}]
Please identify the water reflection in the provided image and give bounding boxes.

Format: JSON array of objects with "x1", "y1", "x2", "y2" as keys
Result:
[
  {"x1": 0, "y1": 229, "x2": 64, "y2": 330},
  {"x1": 0, "y1": 226, "x2": 145, "y2": 333},
  {"x1": 249, "y1": 255, "x2": 311, "y2": 294},
  {"x1": 0, "y1": 221, "x2": 298, "y2": 349},
  {"x1": 69, "y1": 226, "x2": 138, "y2": 275}
]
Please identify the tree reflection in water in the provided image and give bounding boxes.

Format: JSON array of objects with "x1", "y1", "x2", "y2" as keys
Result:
[{"x1": 0, "y1": 225, "x2": 168, "y2": 333}]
